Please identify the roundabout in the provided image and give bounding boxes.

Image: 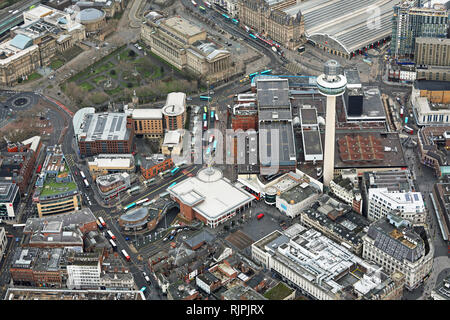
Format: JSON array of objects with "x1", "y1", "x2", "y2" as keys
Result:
[{"x1": 5, "y1": 92, "x2": 38, "y2": 111}]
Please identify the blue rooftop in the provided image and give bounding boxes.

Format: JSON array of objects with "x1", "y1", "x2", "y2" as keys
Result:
[{"x1": 10, "y1": 34, "x2": 33, "y2": 50}]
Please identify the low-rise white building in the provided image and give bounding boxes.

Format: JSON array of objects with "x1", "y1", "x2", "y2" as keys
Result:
[
  {"x1": 66, "y1": 253, "x2": 102, "y2": 290},
  {"x1": 100, "y1": 272, "x2": 134, "y2": 290},
  {"x1": 251, "y1": 224, "x2": 405, "y2": 300},
  {"x1": 213, "y1": 0, "x2": 239, "y2": 17},
  {"x1": 368, "y1": 187, "x2": 426, "y2": 224},
  {"x1": 412, "y1": 85, "x2": 450, "y2": 125},
  {"x1": 329, "y1": 170, "x2": 362, "y2": 214},
  {"x1": 362, "y1": 214, "x2": 433, "y2": 291}
]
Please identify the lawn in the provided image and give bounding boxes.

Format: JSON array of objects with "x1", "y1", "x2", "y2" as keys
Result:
[
  {"x1": 25, "y1": 72, "x2": 42, "y2": 82},
  {"x1": 151, "y1": 67, "x2": 163, "y2": 79},
  {"x1": 263, "y1": 282, "x2": 293, "y2": 300},
  {"x1": 40, "y1": 179, "x2": 77, "y2": 197},
  {"x1": 119, "y1": 49, "x2": 138, "y2": 62},
  {"x1": 136, "y1": 65, "x2": 153, "y2": 78},
  {"x1": 50, "y1": 59, "x2": 64, "y2": 70},
  {"x1": 93, "y1": 61, "x2": 114, "y2": 74},
  {"x1": 93, "y1": 75, "x2": 107, "y2": 84},
  {"x1": 80, "y1": 81, "x2": 95, "y2": 91},
  {"x1": 105, "y1": 86, "x2": 123, "y2": 96}
]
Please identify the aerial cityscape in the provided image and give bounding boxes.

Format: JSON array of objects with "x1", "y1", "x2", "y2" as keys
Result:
[{"x1": 0, "y1": 0, "x2": 449, "y2": 304}]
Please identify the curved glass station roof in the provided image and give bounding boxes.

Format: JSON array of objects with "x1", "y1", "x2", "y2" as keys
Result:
[{"x1": 283, "y1": 0, "x2": 396, "y2": 54}]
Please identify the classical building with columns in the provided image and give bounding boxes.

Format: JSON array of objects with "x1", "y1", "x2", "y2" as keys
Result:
[
  {"x1": 0, "y1": 4, "x2": 85, "y2": 85},
  {"x1": 141, "y1": 14, "x2": 234, "y2": 84},
  {"x1": 238, "y1": 0, "x2": 304, "y2": 50}
]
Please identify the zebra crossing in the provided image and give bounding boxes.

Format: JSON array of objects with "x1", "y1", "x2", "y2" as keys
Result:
[
  {"x1": 285, "y1": 62, "x2": 304, "y2": 75},
  {"x1": 65, "y1": 154, "x2": 76, "y2": 169},
  {"x1": 95, "y1": 209, "x2": 108, "y2": 220}
]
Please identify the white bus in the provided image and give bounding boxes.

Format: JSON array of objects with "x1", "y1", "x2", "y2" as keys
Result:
[
  {"x1": 136, "y1": 198, "x2": 149, "y2": 205},
  {"x1": 109, "y1": 239, "x2": 117, "y2": 251},
  {"x1": 107, "y1": 230, "x2": 116, "y2": 240},
  {"x1": 98, "y1": 217, "x2": 106, "y2": 227},
  {"x1": 143, "y1": 199, "x2": 156, "y2": 207},
  {"x1": 83, "y1": 179, "x2": 89, "y2": 188},
  {"x1": 80, "y1": 171, "x2": 86, "y2": 179},
  {"x1": 121, "y1": 249, "x2": 130, "y2": 262}
]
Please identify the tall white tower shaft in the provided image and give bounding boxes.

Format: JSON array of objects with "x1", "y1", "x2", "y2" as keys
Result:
[
  {"x1": 316, "y1": 60, "x2": 347, "y2": 187},
  {"x1": 323, "y1": 95, "x2": 336, "y2": 187}
]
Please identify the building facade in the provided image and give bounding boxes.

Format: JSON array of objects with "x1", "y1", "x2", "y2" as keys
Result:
[
  {"x1": 362, "y1": 214, "x2": 433, "y2": 290},
  {"x1": 32, "y1": 146, "x2": 81, "y2": 218},
  {"x1": 0, "y1": 227, "x2": 6, "y2": 264},
  {"x1": 0, "y1": 183, "x2": 21, "y2": 222},
  {"x1": 66, "y1": 252, "x2": 102, "y2": 290},
  {"x1": 252, "y1": 225, "x2": 405, "y2": 300},
  {"x1": 417, "y1": 126, "x2": 450, "y2": 177},
  {"x1": 162, "y1": 92, "x2": 187, "y2": 131},
  {"x1": 88, "y1": 154, "x2": 135, "y2": 180},
  {"x1": 416, "y1": 65, "x2": 450, "y2": 82},
  {"x1": 367, "y1": 187, "x2": 426, "y2": 224},
  {"x1": 0, "y1": 136, "x2": 41, "y2": 195},
  {"x1": 238, "y1": 0, "x2": 304, "y2": 50},
  {"x1": 73, "y1": 110, "x2": 135, "y2": 157},
  {"x1": 415, "y1": 37, "x2": 450, "y2": 67},
  {"x1": 0, "y1": 5, "x2": 86, "y2": 85},
  {"x1": 140, "y1": 154, "x2": 173, "y2": 180},
  {"x1": 141, "y1": 15, "x2": 234, "y2": 84},
  {"x1": 96, "y1": 172, "x2": 131, "y2": 202},
  {"x1": 329, "y1": 171, "x2": 362, "y2": 214},
  {"x1": 131, "y1": 109, "x2": 164, "y2": 138},
  {"x1": 391, "y1": 2, "x2": 448, "y2": 58}
]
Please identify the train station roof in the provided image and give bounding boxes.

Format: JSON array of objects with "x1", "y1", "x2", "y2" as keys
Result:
[{"x1": 283, "y1": 0, "x2": 396, "y2": 54}]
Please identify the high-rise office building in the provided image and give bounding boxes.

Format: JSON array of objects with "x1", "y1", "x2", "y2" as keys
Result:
[{"x1": 391, "y1": 1, "x2": 448, "y2": 58}]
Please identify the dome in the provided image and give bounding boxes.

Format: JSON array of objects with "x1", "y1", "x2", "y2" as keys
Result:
[{"x1": 77, "y1": 8, "x2": 105, "y2": 23}]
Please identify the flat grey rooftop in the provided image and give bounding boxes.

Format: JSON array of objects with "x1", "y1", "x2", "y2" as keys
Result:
[
  {"x1": 300, "y1": 108, "x2": 318, "y2": 126},
  {"x1": 259, "y1": 121, "x2": 297, "y2": 167},
  {"x1": 80, "y1": 113, "x2": 130, "y2": 142},
  {"x1": 280, "y1": 182, "x2": 318, "y2": 204},
  {"x1": 303, "y1": 130, "x2": 323, "y2": 156},
  {"x1": 346, "y1": 86, "x2": 386, "y2": 121},
  {"x1": 259, "y1": 109, "x2": 292, "y2": 121},
  {"x1": 344, "y1": 69, "x2": 361, "y2": 87},
  {"x1": 256, "y1": 78, "x2": 290, "y2": 108}
]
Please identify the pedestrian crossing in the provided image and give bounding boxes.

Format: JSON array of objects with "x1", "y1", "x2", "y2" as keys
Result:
[
  {"x1": 95, "y1": 209, "x2": 108, "y2": 220},
  {"x1": 65, "y1": 154, "x2": 76, "y2": 169},
  {"x1": 285, "y1": 62, "x2": 304, "y2": 75}
]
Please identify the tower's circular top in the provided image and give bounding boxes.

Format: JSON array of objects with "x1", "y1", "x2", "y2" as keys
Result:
[{"x1": 324, "y1": 60, "x2": 342, "y2": 77}]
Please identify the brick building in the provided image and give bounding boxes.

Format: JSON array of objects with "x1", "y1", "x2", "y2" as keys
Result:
[
  {"x1": 0, "y1": 136, "x2": 41, "y2": 194},
  {"x1": 73, "y1": 109, "x2": 134, "y2": 157},
  {"x1": 131, "y1": 108, "x2": 164, "y2": 138},
  {"x1": 140, "y1": 154, "x2": 173, "y2": 179}
]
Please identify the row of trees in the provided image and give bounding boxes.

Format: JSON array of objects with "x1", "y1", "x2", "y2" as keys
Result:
[{"x1": 64, "y1": 82, "x2": 109, "y2": 107}]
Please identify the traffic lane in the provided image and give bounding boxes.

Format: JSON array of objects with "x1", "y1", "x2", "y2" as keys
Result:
[
  {"x1": 124, "y1": 165, "x2": 199, "y2": 205},
  {"x1": 102, "y1": 219, "x2": 159, "y2": 297}
]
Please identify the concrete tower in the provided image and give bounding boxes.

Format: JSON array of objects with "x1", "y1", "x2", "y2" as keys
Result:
[{"x1": 316, "y1": 60, "x2": 347, "y2": 187}]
